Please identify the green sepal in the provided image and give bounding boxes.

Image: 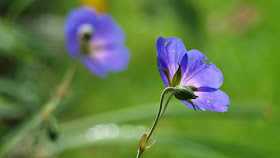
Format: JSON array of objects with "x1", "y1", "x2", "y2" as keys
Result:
[
  {"x1": 159, "y1": 68, "x2": 171, "y2": 86},
  {"x1": 188, "y1": 86, "x2": 199, "y2": 91},
  {"x1": 186, "y1": 99, "x2": 197, "y2": 111},
  {"x1": 171, "y1": 65, "x2": 182, "y2": 87},
  {"x1": 174, "y1": 85, "x2": 198, "y2": 101}
]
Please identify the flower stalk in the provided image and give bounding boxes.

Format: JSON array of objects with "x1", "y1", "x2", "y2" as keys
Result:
[{"x1": 136, "y1": 87, "x2": 174, "y2": 158}]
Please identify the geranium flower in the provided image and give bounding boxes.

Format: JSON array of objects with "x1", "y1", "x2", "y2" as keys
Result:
[
  {"x1": 64, "y1": 7, "x2": 130, "y2": 77},
  {"x1": 156, "y1": 36, "x2": 229, "y2": 112}
]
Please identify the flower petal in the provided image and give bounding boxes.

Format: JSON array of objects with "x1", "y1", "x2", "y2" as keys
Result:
[
  {"x1": 156, "y1": 37, "x2": 167, "y2": 71},
  {"x1": 165, "y1": 37, "x2": 187, "y2": 76},
  {"x1": 91, "y1": 46, "x2": 130, "y2": 72},
  {"x1": 181, "y1": 49, "x2": 223, "y2": 89},
  {"x1": 181, "y1": 49, "x2": 207, "y2": 81},
  {"x1": 192, "y1": 90, "x2": 230, "y2": 112},
  {"x1": 198, "y1": 86, "x2": 217, "y2": 92},
  {"x1": 157, "y1": 57, "x2": 169, "y2": 86},
  {"x1": 64, "y1": 7, "x2": 98, "y2": 57},
  {"x1": 182, "y1": 100, "x2": 206, "y2": 111},
  {"x1": 179, "y1": 53, "x2": 188, "y2": 78},
  {"x1": 81, "y1": 55, "x2": 108, "y2": 77},
  {"x1": 156, "y1": 36, "x2": 187, "y2": 85},
  {"x1": 156, "y1": 37, "x2": 170, "y2": 86},
  {"x1": 92, "y1": 14, "x2": 125, "y2": 47}
]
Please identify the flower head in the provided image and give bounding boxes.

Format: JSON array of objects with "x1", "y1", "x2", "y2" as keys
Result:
[
  {"x1": 156, "y1": 36, "x2": 229, "y2": 112},
  {"x1": 64, "y1": 7, "x2": 130, "y2": 77}
]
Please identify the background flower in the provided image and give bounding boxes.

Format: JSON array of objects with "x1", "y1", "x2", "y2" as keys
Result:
[{"x1": 64, "y1": 7, "x2": 130, "y2": 77}]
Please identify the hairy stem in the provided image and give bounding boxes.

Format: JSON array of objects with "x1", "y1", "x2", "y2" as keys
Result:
[
  {"x1": 136, "y1": 87, "x2": 174, "y2": 158},
  {"x1": 159, "y1": 91, "x2": 174, "y2": 119},
  {"x1": 136, "y1": 149, "x2": 143, "y2": 158},
  {"x1": 146, "y1": 89, "x2": 174, "y2": 141}
]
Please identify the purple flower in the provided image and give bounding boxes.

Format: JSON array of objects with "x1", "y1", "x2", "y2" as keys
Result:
[
  {"x1": 156, "y1": 36, "x2": 230, "y2": 112},
  {"x1": 64, "y1": 7, "x2": 130, "y2": 77}
]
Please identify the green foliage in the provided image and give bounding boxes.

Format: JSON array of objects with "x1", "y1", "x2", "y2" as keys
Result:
[{"x1": 0, "y1": 0, "x2": 280, "y2": 157}]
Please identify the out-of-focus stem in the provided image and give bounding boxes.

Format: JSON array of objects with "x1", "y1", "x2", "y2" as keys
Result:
[
  {"x1": 136, "y1": 87, "x2": 174, "y2": 158},
  {"x1": 41, "y1": 62, "x2": 77, "y2": 119},
  {"x1": 0, "y1": 62, "x2": 77, "y2": 157}
]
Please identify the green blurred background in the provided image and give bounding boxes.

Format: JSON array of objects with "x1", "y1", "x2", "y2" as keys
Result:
[{"x1": 0, "y1": 0, "x2": 279, "y2": 157}]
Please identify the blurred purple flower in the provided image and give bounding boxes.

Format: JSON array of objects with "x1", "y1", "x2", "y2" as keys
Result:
[
  {"x1": 64, "y1": 7, "x2": 130, "y2": 77},
  {"x1": 156, "y1": 36, "x2": 229, "y2": 112}
]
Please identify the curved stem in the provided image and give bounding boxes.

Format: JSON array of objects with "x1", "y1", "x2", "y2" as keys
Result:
[
  {"x1": 159, "y1": 91, "x2": 174, "y2": 119},
  {"x1": 136, "y1": 87, "x2": 174, "y2": 158},
  {"x1": 146, "y1": 87, "x2": 174, "y2": 141},
  {"x1": 0, "y1": 62, "x2": 77, "y2": 157}
]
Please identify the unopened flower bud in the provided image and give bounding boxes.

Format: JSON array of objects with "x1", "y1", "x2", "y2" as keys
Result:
[{"x1": 174, "y1": 85, "x2": 198, "y2": 100}]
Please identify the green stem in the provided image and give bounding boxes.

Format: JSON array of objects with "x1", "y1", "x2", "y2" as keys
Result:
[
  {"x1": 136, "y1": 149, "x2": 143, "y2": 158},
  {"x1": 0, "y1": 62, "x2": 77, "y2": 157},
  {"x1": 159, "y1": 91, "x2": 174, "y2": 119},
  {"x1": 146, "y1": 88, "x2": 174, "y2": 141},
  {"x1": 137, "y1": 87, "x2": 174, "y2": 158}
]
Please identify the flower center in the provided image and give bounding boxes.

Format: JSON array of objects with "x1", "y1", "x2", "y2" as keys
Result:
[
  {"x1": 78, "y1": 24, "x2": 94, "y2": 41},
  {"x1": 78, "y1": 24, "x2": 95, "y2": 55}
]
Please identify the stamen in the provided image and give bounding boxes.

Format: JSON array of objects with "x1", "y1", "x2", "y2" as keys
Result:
[{"x1": 78, "y1": 24, "x2": 94, "y2": 41}]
